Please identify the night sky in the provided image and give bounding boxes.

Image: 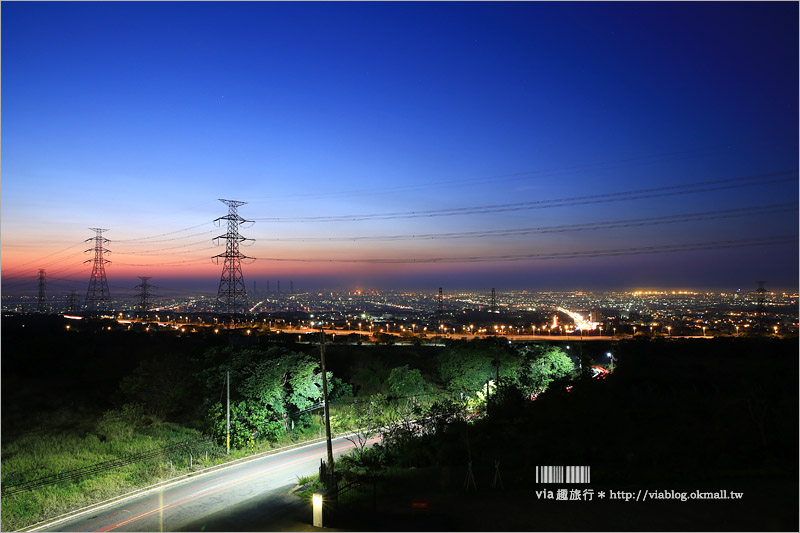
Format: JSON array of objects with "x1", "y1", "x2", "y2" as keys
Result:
[{"x1": 2, "y1": 1, "x2": 797, "y2": 295}]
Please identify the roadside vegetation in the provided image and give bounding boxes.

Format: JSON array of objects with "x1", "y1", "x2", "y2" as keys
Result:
[
  {"x1": 0, "y1": 317, "x2": 583, "y2": 530},
  {"x1": 327, "y1": 337, "x2": 798, "y2": 532},
  {"x1": 1, "y1": 405, "x2": 210, "y2": 531}
]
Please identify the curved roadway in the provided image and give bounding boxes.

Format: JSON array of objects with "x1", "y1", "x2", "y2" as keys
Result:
[{"x1": 36, "y1": 435, "x2": 377, "y2": 532}]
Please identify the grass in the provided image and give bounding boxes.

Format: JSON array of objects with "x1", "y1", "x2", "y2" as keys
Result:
[
  {"x1": 295, "y1": 479, "x2": 325, "y2": 503},
  {"x1": 296, "y1": 474, "x2": 318, "y2": 486},
  {"x1": 1, "y1": 411, "x2": 334, "y2": 531},
  {"x1": 1, "y1": 418, "x2": 212, "y2": 531}
]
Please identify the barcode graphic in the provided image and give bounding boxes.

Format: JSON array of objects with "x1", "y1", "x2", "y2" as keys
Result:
[{"x1": 535, "y1": 466, "x2": 591, "y2": 483}]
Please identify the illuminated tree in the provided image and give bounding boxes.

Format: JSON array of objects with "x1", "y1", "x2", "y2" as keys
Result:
[
  {"x1": 201, "y1": 346, "x2": 341, "y2": 448},
  {"x1": 519, "y1": 346, "x2": 574, "y2": 395}
]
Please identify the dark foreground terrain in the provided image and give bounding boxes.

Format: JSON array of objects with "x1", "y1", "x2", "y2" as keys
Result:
[{"x1": 324, "y1": 336, "x2": 799, "y2": 531}]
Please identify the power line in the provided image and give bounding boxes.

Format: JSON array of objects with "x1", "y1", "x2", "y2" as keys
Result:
[
  {"x1": 255, "y1": 204, "x2": 795, "y2": 242},
  {"x1": 260, "y1": 137, "x2": 794, "y2": 201},
  {"x1": 6, "y1": 241, "x2": 86, "y2": 271},
  {"x1": 253, "y1": 171, "x2": 796, "y2": 223},
  {"x1": 3, "y1": 227, "x2": 213, "y2": 280},
  {"x1": 111, "y1": 222, "x2": 215, "y2": 243},
  {"x1": 113, "y1": 257, "x2": 212, "y2": 267},
  {"x1": 252, "y1": 235, "x2": 797, "y2": 264},
  {"x1": 2, "y1": 249, "x2": 90, "y2": 278},
  {"x1": 111, "y1": 229, "x2": 219, "y2": 245},
  {"x1": 112, "y1": 242, "x2": 218, "y2": 256}
]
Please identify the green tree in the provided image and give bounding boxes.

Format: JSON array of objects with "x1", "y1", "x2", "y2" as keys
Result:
[
  {"x1": 519, "y1": 345, "x2": 574, "y2": 395},
  {"x1": 200, "y1": 346, "x2": 344, "y2": 448},
  {"x1": 385, "y1": 364, "x2": 429, "y2": 399},
  {"x1": 207, "y1": 400, "x2": 285, "y2": 448},
  {"x1": 438, "y1": 339, "x2": 519, "y2": 398},
  {"x1": 119, "y1": 354, "x2": 195, "y2": 419},
  {"x1": 338, "y1": 394, "x2": 390, "y2": 459}
]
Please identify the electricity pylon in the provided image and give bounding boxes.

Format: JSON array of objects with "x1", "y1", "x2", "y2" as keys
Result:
[
  {"x1": 85, "y1": 228, "x2": 111, "y2": 314},
  {"x1": 37, "y1": 269, "x2": 47, "y2": 313},
  {"x1": 752, "y1": 281, "x2": 767, "y2": 334},
  {"x1": 68, "y1": 290, "x2": 79, "y2": 314},
  {"x1": 213, "y1": 199, "x2": 254, "y2": 315},
  {"x1": 134, "y1": 276, "x2": 156, "y2": 318}
]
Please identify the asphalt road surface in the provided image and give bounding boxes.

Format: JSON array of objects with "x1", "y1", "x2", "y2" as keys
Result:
[{"x1": 39, "y1": 435, "x2": 375, "y2": 532}]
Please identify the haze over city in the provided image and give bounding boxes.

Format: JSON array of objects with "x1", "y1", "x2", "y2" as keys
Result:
[
  {"x1": 2, "y1": 3, "x2": 799, "y2": 533},
  {"x1": 2, "y1": 1, "x2": 797, "y2": 297}
]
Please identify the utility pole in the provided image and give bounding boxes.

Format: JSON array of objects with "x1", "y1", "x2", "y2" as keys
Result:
[
  {"x1": 37, "y1": 269, "x2": 46, "y2": 313},
  {"x1": 438, "y1": 287, "x2": 444, "y2": 332},
  {"x1": 494, "y1": 338, "x2": 500, "y2": 384},
  {"x1": 319, "y1": 328, "x2": 334, "y2": 473},
  {"x1": 227, "y1": 370, "x2": 230, "y2": 455},
  {"x1": 491, "y1": 337, "x2": 500, "y2": 406},
  {"x1": 491, "y1": 288, "x2": 497, "y2": 314},
  {"x1": 84, "y1": 228, "x2": 111, "y2": 314}
]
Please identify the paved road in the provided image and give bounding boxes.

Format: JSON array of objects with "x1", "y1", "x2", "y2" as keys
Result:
[{"x1": 39, "y1": 435, "x2": 375, "y2": 532}]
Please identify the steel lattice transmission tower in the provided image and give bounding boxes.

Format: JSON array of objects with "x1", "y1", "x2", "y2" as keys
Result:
[
  {"x1": 213, "y1": 199, "x2": 254, "y2": 315},
  {"x1": 68, "y1": 290, "x2": 79, "y2": 314},
  {"x1": 85, "y1": 228, "x2": 111, "y2": 313},
  {"x1": 134, "y1": 276, "x2": 156, "y2": 317},
  {"x1": 753, "y1": 281, "x2": 767, "y2": 334},
  {"x1": 37, "y1": 269, "x2": 47, "y2": 313}
]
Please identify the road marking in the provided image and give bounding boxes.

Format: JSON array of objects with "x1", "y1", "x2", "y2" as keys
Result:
[
  {"x1": 96, "y1": 436, "x2": 380, "y2": 531},
  {"x1": 27, "y1": 434, "x2": 363, "y2": 532}
]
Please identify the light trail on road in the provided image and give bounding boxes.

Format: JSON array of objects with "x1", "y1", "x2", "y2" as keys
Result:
[{"x1": 37, "y1": 435, "x2": 381, "y2": 532}]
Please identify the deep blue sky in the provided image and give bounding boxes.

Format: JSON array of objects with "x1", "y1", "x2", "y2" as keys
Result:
[{"x1": 2, "y1": 1, "x2": 798, "y2": 294}]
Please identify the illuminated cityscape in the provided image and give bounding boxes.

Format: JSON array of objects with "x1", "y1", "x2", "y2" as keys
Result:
[
  {"x1": 4, "y1": 287, "x2": 796, "y2": 338},
  {"x1": 1, "y1": 1, "x2": 797, "y2": 532}
]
